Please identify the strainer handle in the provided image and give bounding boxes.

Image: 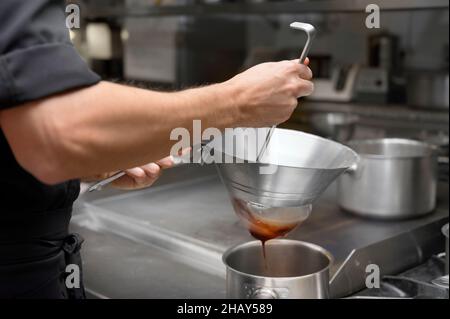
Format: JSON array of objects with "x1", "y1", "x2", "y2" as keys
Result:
[{"x1": 256, "y1": 23, "x2": 317, "y2": 162}]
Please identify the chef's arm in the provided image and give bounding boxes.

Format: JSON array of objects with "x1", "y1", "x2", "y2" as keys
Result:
[{"x1": 0, "y1": 60, "x2": 313, "y2": 185}]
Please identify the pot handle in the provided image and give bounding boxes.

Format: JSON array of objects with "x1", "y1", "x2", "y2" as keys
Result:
[{"x1": 250, "y1": 288, "x2": 280, "y2": 299}]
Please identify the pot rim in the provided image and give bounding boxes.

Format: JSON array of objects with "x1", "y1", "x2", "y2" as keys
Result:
[
  {"x1": 222, "y1": 239, "x2": 334, "y2": 281},
  {"x1": 347, "y1": 138, "x2": 438, "y2": 160}
]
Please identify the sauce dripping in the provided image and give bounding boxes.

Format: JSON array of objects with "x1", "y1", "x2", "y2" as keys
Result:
[{"x1": 232, "y1": 198, "x2": 303, "y2": 271}]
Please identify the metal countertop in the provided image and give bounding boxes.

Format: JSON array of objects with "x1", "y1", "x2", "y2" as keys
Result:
[{"x1": 72, "y1": 165, "x2": 449, "y2": 299}]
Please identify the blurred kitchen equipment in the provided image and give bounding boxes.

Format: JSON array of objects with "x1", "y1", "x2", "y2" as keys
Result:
[
  {"x1": 338, "y1": 138, "x2": 438, "y2": 220},
  {"x1": 330, "y1": 219, "x2": 447, "y2": 298},
  {"x1": 406, "y1": 70, "x2": 449, "y2": 110},
  {"x1": 257, "y1": 22, "x2": 316, "y2": 162},
  {"x1": 209, "y1": 128, "x2": 358, "y2": 233},
  {"x1": 431, "y1": 223, "x2": 449, "y2": 289},
  {"x1": 444, "y1": 224, "x2": 449, "y2": 275},
  {"x1": 368, "y1": 32, "x2": 400, "y2": 71},
  {"x1": 354, "y1": 67, "x2": 389, "y2": 104},
  {"x1": 307, "y1": 64, "x2": 359, "y2": 102},
  {"x1": 310, "y1": 112, "x2": 359, "y2": 142},
  {"x1": 355, "y1": 32, "x2": 403, "y2": 104},
  {"x1": 124, "y1": 16, "x2": 247, "y2": 88},
  {"x1": 418, "y1": 132, "x2": 449, "y2": 157},
  {"x1": 223, "y1": 240, "x2": 333, "y2": 299}
]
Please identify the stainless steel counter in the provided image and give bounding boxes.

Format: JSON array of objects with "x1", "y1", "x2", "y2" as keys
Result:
[{"x1": 72, "y1": 165, "x2": 448, "y2": 299}]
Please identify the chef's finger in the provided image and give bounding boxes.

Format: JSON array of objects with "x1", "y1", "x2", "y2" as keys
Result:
[
  {"x1": 156, "y1": 156, "x2": 175, "y2": 169},
  {"x1": 124, "y1": 167, "x2": 149, "y2": 186},
  {"x1": 140, "y1": 163, "x2": 162, "y2": 178}
]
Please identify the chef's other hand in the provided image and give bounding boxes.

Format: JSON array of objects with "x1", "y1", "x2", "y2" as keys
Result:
[
  {"x1": 110, "y1": 156, "x2": 175, "y2": 190},
  {"x1": 226, "y1": 58, "x2": 313, "y2": 127}
]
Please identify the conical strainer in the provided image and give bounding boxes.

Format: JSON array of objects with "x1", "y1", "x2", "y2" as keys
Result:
[
  {"x1": 207, "y1": 128, "x2": 359, "y2": 207},
  {"x1": 205, "y1": 128, "x2": 359, "y2": 239}
]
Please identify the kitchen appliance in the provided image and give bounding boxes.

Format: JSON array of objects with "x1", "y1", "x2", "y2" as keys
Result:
[
  {"x1": 354, "y1": 67, "x2": 390, "y2": 104},
  {"x1": 123, "y1": 16, "x2": 247, "y2": 88},
  {"x1": 306, "y1": 64, "x2": 360, "y2": 102},
  {"x1": 209, "y1": 128, "x2": 358, "y2": 212},
  {"x1": 338, "y1": 138, "x2": 438, "y2": 219},
  {"x1": 406, "y1": 70, "x2": 449, "y2": 110},
  {"x1": 310, "y1": 112, "x2": 359, "y2": 142},
  {"x1": 368, "y1": 32, "x2": 400, "y2": 71},
  {"x1": 223, "y1": 240, "x2": 333, "y2": 299}
]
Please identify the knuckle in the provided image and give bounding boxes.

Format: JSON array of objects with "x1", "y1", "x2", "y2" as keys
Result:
[
  {"x1": 295, "y1": 80, "x2": 314, "y2": 97},
  {"x1": 290, "y1": 62, "x2": 301, "y2": 72},
  {"x1": 282, "y1": 60, "x2": 297, "y2": 72},
  {"x1": 285, "y1": 83, "x2": 297, "y2": 94}
]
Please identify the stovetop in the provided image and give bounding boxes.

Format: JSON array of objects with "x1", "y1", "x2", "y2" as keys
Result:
[{"x1": 354, "y1": 255, "x2": 448, "y2": 299}]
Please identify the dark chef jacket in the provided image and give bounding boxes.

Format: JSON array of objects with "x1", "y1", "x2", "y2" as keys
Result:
[{"x1": 0, "y1": 0, "x2": 100, "y2": 298}]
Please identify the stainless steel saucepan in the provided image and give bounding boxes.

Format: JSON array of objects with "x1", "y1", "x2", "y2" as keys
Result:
[
  {"x1": 338, "y1": 138, "x2": 439, "y2": 219},
  {"x1": 223, "y1": 240, "x2": 333, "y2": 299}
]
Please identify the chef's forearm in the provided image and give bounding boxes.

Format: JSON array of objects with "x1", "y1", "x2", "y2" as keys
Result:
[{"x1": 0, "y1": 81, "x2": 239, "y2": 184}]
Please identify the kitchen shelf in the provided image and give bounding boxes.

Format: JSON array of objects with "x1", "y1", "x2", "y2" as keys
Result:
[
  {"x1": 85, "y1": 0, "x2": 449, "y2": 18},
  {"x1": 293, "y1": 101, "x2": 450, "y2": 133}
]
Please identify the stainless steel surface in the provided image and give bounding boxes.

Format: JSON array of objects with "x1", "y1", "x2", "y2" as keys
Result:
[
  {"x1": 70, "y1": 216, "x2": 226, "y2": 299},
  {"x1": 85, "y1": 0, "x2": 450, "y2": 18},
  {"x1": 338, "y1": 138, "x2": 438, "y2": 219},
  {"x1": 330, "y1": 218, "x2": 446, "y2": 297},
  {"x1": 310, "y1": 113, "x2": 359, "y2": 142},
  {"x1": 257, "y1": 22, "x2": 316, "y2": 162},
  {"x1": 444, "y1": 223, "x2": 449, "y2": 274},
  {"x1": 210, "y1": 128, "x2": 359, "y2": 208},
  {"x1": 407, "y1": 71, "x2": 450, "y2": 110},
  {"x1": 354, "y1": 255, "x2": 448, "y2": 299},
  {"x1": 223, "y1": 240, "x2": 333, "y2": 299},
  {"x1": 71, "y1": 165, "x2": 448, "y2": 298},
  {"x1": 431, "y1": 275, "x2": 449, "y2": 289}
]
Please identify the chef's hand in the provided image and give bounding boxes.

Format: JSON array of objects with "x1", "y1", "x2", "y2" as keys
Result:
[
  {"x1": 227, "y1": 58, "x2": 313, "y2": 127},
  {"x1": 109, "y1": 156, "x2": 175, "y2": 190}
]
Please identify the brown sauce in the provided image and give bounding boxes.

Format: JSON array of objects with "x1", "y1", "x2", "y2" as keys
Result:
[{"x1": 232, "y1": 198, "x2": 301, "y2": 269}]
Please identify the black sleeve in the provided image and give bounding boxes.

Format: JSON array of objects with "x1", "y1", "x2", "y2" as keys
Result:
[{"x1": 0, "y1": 0, "x2": 101, "y2": 109}]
